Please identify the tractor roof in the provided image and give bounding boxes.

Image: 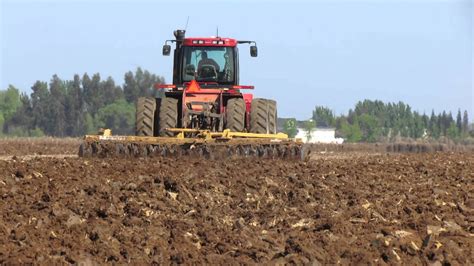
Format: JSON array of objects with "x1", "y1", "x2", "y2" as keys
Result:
[{"x1": 183, "y1": 37, "x2": 238, "y2": 47}]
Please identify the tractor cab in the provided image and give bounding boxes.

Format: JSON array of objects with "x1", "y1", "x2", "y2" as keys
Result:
[
  {"x1": 182, "y1": 44, "x2": 234, "y2": 83},
  {"x1": 162, "y1": 30, "x2": 257, "y2": 88}
]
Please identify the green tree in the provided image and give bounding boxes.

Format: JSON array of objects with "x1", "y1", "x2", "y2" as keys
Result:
[
  {"x1": 84, "y1": 113, "x2": 97, "y2": 134},
  {"x1": 421, "y1": 113, "x2": 429, "y2": 133},
  {"x1": 456, "y1": 109, "x2": 462, "y2": 132},
  {"x1": 102, "y1": 76, "x2": 123, "y2": 105},
  {"x1": 312, "y1": 106, "x2": 335, "y2": 127},
  {"x1": 8, "y1": 93, "x2": 35, "y2": 135},
  {"x1": 82, "y1": 73, "x2": 92, "y2": 113},
  {"x1": 123, "y1": 67, "x2": 164, "y2": 104},
  {"x1": 447, "y1": 123, "x2": 459, "y2": 140},
  {"x1": 82, "y1": 73, "x2": 103, "y2": 115},
  {"x1": 0, "y1": 86, "x2": 22, "y2": 134},
  {"x1": 340, "y1": 119, "x2": 362, "y2": 142},
  {"x1": 89, "y1": 73, "x2": 103, "y2": 115},
  {"x1": 49, "y1": 75, "x2": 67, "y2": 136},
  {"x1": 30, "y1": 81, "x2": 52, "y2": 134},
  {"x1": 64, "y1": 74, "x2": 84, "y2": 136},
  {"x1": 429, "y1": 110, "x2": 440, "y2": 138},
  {"x1": 0, "y1": 85, "x2": 22, "y2": 121},
  {"x1": 0, "y1": 113, "x2": 4, "y2": 135},
  {"x1": 411, "y1": 111, "x2": 425, "y2": 139},
  {"x1": 123, "y1": 71, "x2": 138, "y2": 103},
  {"x1": 439, "y1": 111, "x2": 454, "y2": 137},
  {"x1": 96, "y1": 99, "x2": 135, "y2": 135},
  {"x1": 303, "y1": 119, "x2": 316, "y2": 142},
  {"x1": 283, "y1": 118, "x2": 298, "y2": 138},
  {"x1": 358, "y1": 114, "x2": 381, "y2": 142},
  {"x1": 462, "y1": 110, "x2": 469, "y2": 135}
]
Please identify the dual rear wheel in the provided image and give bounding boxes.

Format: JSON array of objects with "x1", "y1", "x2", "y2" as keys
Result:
[
  {"x1": 136, "y1": 97, "x2": 178, "y2": 137},
  {"x1": 249, "y1": 98, "x2": 277, "y2": 134},
  {"x1": 225, "y1": 97, "x2": 277, "y2": 134},
  {"x1": 225, "y1": 98, "x2": 246, "y2": 132}
]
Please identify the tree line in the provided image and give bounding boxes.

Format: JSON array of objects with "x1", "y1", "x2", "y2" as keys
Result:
[
  {"x1": 0, "y1": 68, "x2": 164, "y2": 137},
  {"x1": 1, "y1": 73, "x2": 471, "y2": 143},
  {"x1": 283, "y1": 100, "x2": 471, "y2": 142}
]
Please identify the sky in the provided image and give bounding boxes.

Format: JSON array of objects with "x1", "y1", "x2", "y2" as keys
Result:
[{"x1": 1, "y1": 0, "x2": 472, "y2": 119}]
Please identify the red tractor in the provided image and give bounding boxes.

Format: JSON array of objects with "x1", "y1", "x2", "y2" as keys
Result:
[
  {"x1": 79, "y1": 29, "x2": 304, "y2": 159},
  {"x1": 135, "y1": 29, "x2": 277, "y2": 137}
]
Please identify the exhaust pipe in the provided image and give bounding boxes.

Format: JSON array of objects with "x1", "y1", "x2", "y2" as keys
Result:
[{"x1": 174, "y1": 29, "x2": 186, "y2": 41}]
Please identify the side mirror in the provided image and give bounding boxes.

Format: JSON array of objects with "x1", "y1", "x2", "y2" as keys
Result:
[
  {"x1": 162, "y1": 45, "x2": 171, "y2": 56},
  {"x1": 250, "y1": 45, "x2": 258, "y2": 57},
  {"x1": 185, "y1": 64, "x2": 196, "y2": 76}
]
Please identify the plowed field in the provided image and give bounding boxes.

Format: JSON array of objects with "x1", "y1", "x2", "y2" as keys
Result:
[{"x1": 0, "y1": 139, "x2": 472, "y2": 264}]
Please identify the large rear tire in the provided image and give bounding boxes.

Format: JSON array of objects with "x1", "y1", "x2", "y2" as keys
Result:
[
  {"x1": 158, "y1": 97, "x2": 179, "y2": 137},
  {"x1": 136, "y1": 97, "x2": 156, "y2": 136},
  {"x1": 250, "y1": 98, "x2": 278, "y2": 134},
  {"x1": 226, "y1": 98, "x2": 246, "y2": 132}
]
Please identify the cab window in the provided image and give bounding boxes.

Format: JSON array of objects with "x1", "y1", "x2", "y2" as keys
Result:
[{"x1": 182, "y1": 46, "x2": 234, "y2": 83}]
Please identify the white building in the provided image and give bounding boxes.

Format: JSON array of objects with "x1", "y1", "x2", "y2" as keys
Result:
[{"x1": 295, "y1": 127, "x2": 344, "y2": 144}]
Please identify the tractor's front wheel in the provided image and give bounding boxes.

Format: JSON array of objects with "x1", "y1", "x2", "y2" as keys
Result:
[
  {"x1": 226, "y1": 98, "x2": 246, "y2": 132},
  {"x1": 136, "y1": 97, "x2": 157, "y2": 136},
  {"x1": 249, "y1": 98, "x2": 277, "y2": 134},
  {"x1": 158, "y1": 97, "x2": 179, "y2": 137}
]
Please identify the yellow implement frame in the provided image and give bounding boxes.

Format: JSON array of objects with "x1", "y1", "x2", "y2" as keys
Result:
[
  {"x1": 84, "y1": 128, "x2": 301, "y2": 145},
  {"x1": 167, "y1": 128, "x2": 290, "y2": 140}
]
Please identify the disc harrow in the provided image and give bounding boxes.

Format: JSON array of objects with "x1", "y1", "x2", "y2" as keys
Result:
[
  {"x1": 79, "y1": 141, "x2": 307, "y2": 160},
  {"x1": 78, "y1": 129, "x2": 308, "y2": 160}
]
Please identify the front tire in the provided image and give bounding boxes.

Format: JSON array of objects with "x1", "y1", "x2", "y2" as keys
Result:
[
  {"x1": 136, "y1": 97, "x2": 157, "y2": 136},
  {"x1": 158, "y1": 97, "x2": 179, "y2": 137},
  {"x1": 226, "y1": 98, "x2": 246, "y2": 132}
]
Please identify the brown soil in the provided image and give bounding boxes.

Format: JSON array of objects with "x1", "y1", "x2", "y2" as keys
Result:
[
  {"x1": 0, "y1": 138, "x2": 81, "y2": 156},
  {"x1": 0, "y1": 150, "x2": 472, "y2": 264}
]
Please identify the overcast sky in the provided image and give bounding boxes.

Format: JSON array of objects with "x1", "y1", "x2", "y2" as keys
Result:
[{"x1": 1, "y1": 0, "x2": 472, "y2": 119}]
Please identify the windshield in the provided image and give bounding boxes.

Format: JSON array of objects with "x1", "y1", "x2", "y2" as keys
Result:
[{"x1": 182, "y1": 46, "x2": 235, "y2": 83}]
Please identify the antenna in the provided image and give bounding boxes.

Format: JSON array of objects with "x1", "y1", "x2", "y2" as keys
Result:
[
  {"x1": 184, "y1": 16, "x2": 189, "y2": 31},
  {"x1": 216, "y1": 26, "x2": 219, "y2": 37}
]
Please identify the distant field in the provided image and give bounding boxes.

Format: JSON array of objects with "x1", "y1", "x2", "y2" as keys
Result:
[{"x1": 0, "y1": 137, "x2": 81, "y2": 156}]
